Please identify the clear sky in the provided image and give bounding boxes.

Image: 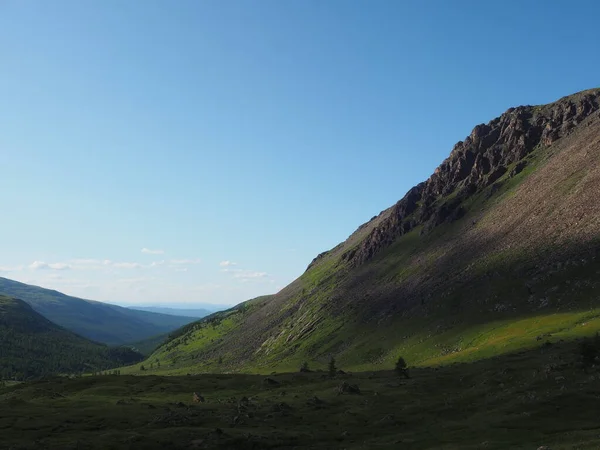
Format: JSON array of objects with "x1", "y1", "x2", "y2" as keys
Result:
[{"x1": 1, "y1": 0, "x2": 599, "y2": 306}]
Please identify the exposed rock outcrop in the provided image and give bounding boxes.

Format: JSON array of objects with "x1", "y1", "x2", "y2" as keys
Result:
[{"x1": 344, "y1": 90, "x2": 600, "y2": 267}]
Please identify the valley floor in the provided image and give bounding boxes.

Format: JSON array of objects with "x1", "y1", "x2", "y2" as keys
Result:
[{"x1": 2, "y1": 340, "x2": 600, "y2": 450}]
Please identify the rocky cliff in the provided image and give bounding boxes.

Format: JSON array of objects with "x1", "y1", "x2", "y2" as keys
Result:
[{"x1": 343, "y1": 89, "x2": 600, "y2": 267}]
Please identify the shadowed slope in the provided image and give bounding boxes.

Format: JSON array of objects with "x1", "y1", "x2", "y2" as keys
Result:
[{"x1": 132, "y1": 88, "x2": 600, "y2": 374}]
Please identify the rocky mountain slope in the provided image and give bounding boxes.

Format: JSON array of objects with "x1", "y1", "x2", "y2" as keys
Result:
[
  {"x1": 0, "y1": 277, "x2": 196, "y2": 345},
  {"x1": 130, "y1": 88, "x2": 600, "y2": 375},
  {"x1": 0, "y1": 295, "x2": 142, "y2": 379}
]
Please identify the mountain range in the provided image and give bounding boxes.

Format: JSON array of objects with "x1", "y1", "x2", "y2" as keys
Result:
[
  {"x1": 126, "y1": 88, "x2": 600, "y2": 375},
  {"x1": 0, "y1": 295, "x2": 142, "y2": 379},
  {"x1": 128, "y1": 306, "x2": 213, "y2": 318},
  {"x1": 0, "y1": 277, "x2": 196, "y2": 345}
]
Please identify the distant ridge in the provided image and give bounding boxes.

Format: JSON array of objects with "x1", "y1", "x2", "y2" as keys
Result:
[
  {"x1": 129, "y1": 306, "x2": 213, "y2": 318},
  {"x1": 0, "y1": 277, "x2": 196, "y2": 345},
  {"x1": 0, "y1": 295, "x2": 142, "y2": 379}
]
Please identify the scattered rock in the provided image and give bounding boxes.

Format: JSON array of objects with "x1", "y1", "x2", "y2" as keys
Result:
[
  {"x1": 271, "y1": 402, "x2": 292, "y2": 413},
  {"x1": 188, "y1": 439, "x2": 204, "y2": 449},
  {"x1": 338, "y1": 382, "x2": 361, "y2": 395},
  {"x1": 263, "y1": 377, "x2": 280, "y2": 386},
  {"x1": 306, "y1": 396, "x2": 325, "y2": 406},
  {"x1": 150, "y1": 411, "x2": 192, "y2": 426}
]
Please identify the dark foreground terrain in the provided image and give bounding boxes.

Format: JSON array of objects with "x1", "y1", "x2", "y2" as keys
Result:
[{"x1": 2, "y1": 339, "x2": 599, "y2": 450}]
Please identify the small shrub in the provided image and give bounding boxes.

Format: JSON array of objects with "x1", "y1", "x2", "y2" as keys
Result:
[
  {"x1": 580, "y1": 333, "x2": 600, "y2": 367},
  {"x1": 328, "y1": 356, "x2": 337, "y2": 378},
  {"x1": 300, "y1": 361, "x2": 310, "y2": 373},
  {"x1": 395, "y1": 356, "x2": 410, "y2": 379}
]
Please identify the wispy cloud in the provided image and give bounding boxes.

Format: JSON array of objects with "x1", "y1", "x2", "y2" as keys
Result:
[
  {"x1": 70, "y1": 259, "x2": 112, "y2": 269},
  {"x1": 112, "y1": 262, "x2": 142, "y2": 269},
  {"x1": 30, "y1": 259, "x2": 143, "y2": 271},
  {"x1": 219, "y1": 260, "x2": 237, "y2": 267},
  {"x1": 221, "y1": 267, "x2": 269, "y2": 280},
  {"x1": 233, "y1": 270, "x2": 268, "y2": 279},
  {"x1": 170, "y1": 259, "x2": 201, "y2": 265},
  {"x1": 0, "y1": 265, "x2": 24, "y2": 272},
  {"x1": 4, "y1": 253, "x2": 200, "y2": 278},
  {"x1": 142, "y1": 247, "x2": 164, "y2": 255},
  {"x1": 29, "y1": 261, "x2": 72, "y2": 270}
]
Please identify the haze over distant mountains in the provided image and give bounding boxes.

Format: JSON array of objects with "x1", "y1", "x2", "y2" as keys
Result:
[
  {"x1": 0, "y1": 277, "x2": 197, "y2": 345},
  {"x1": 128, "y1": 306, "x2": 215, "y2": 318}
]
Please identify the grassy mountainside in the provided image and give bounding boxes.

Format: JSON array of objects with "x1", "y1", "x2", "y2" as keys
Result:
[
  {"x1": 0, "y1": 277, "x2": 196, "y2": 345},
  {"x1": 130, "y1": 88, "x2": 600, "y2": 375},
  {"x1": 3, "y1": 340, "x2": 600, "y2": 449},
  {"x1": 0, "y1": 295, "x2": 142, "y2": 380}
]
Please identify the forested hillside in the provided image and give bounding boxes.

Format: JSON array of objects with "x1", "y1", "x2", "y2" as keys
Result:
[
  {"x1": 0, "y1": 277, "x2": 195, "y2": 345},
  {"x1": 0, "y1": 295, "x2": 142, "y2": 380}
]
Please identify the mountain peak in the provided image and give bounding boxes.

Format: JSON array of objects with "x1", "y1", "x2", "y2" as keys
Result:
[{"x1": 342, "y1": 88, "x2": 600, "y2": 267}]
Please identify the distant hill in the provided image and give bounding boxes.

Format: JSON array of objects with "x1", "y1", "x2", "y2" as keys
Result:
[
  {"x1": 128, "y1": 306, "x2": 212, "y2": 318},
  {"x1": 130, "y1": 88, "x2": 600, "y2": 375},
  {"x1": 128, "y1": 332, "x2": 170, "y2": 356},
  {"x1": 0, "y1": 295, "x2": 142, "y2": 380},
  {"x1": 0, "y1": 277, "x2": 197, "y2": 345}
]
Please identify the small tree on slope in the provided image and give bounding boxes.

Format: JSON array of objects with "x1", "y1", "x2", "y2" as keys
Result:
[
  {"x1": 395, "y1": 356, "x2": 410, "y2": 379},
  {"x1": 328, "y1": 356, "x2": 337, "y2": 378}
]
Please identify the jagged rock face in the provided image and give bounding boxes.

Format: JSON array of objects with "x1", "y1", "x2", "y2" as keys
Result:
[{"x1": 345, "y1": 91, "x2": 600, "y2": 267}]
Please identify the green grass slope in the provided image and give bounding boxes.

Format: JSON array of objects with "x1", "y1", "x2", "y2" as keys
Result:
[
  {"x1": 3, "y1": 340, "x2": 600, "y2": 449},
  {"x1": 0, "y1": 295, "x2": 142, "y2": 380},
  {"x1": 0, "y1": 277, "x2": 197, "y2": 345},
  {"x1": 131, "y1": 89, "x2": 600, "y2": 376}
]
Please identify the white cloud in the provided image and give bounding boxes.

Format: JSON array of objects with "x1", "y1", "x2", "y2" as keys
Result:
[
  {"x1": 170, "y1": 259, "x2": 201, "y2": 265},
  {"x1": 142, "y1": 248, "x2": 164, "y2": 255},
  {"x1": 29, "y1": 261, "x2": 71, "y2": 270},
  {"x1": 219, "y1": 260, "x2": 238, "y2": 267},
  {"x1": 69, "y1": 259, "x2": 112, "y2": 270},
  {"x1": 29, "y1": 261, "x2": 48, "y2": 270},
  {"x1": 112, "y1": 262, "x2": 142, "y2": 269},
  {"x1": 71, "y1": 259, "x2": 102, "y2": 265},
  {"x1": 234, "y1": 271, "x2": 268, "y2": 279},
  {"x1": 49, "y1": 262, "x2": 72, "y2": 270},
  {"x1": 70, "y1": 259, "x2": 144, "y2": 270},
  {"x1": 220, "y1": 266, "x2": 271, "y2": 282}
]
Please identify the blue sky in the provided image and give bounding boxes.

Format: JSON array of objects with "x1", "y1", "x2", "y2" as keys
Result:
[{"x1": 1, "y1": 0, "x2": 598, "y2": 306}]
